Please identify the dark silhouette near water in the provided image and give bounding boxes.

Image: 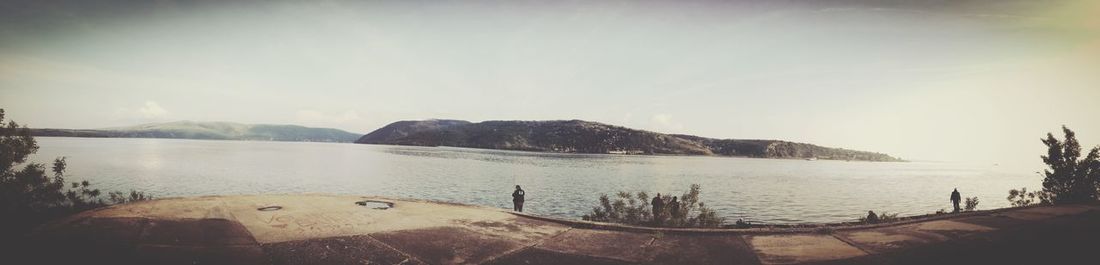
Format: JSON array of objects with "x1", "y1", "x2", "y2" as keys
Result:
[
  {"x1": 951, "y1": 188, "x2": 962, "y2": 213},
  {"x1": 865, "y1": 210, "x2": 880, "y2": 223},
  {"x1": 651, "y1": 193, "x2": 664, "y2": 224},
  {"x1": 669, "y1": 196, "x2": 681, "y2": 218},
  {"x1": 512, "y1": 185, "x2": 525, "y2": 212}
]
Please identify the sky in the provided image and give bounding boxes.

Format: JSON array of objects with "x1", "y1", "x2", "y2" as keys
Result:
[{"x1": 1, "y1": 0, "x2": 1098, "y2": 168}]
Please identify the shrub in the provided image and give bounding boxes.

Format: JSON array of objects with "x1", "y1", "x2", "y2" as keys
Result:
[
  {"x1": 581, "y1": 191, "x2": 651, "y2": 226},
  {"x1": 583, "y1": 184, "x2": 725, "y2": 228},
  {"x1": 859, "y1": 210, "x2": 899, "y2": 224},
  {"x1": 1007, "y1": 187, "x2": 1047, "y2": 207},
  {"x1": 964, "y1": 197, "x2": 979, "y2": 212}
]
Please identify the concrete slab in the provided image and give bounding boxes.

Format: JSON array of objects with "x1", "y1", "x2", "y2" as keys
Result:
[
  {"x1": 371, "y1": 226, "x2": 527, "y2": 265},
  {"x1": 837, "y1": 231, "x2": 929, "y2": 253},
  {"x1": 133, "y1": 245, "x2": 267, "y2": 265},
  {"x1": 140, "y1": 219, "x2": 256, "y2": 246},
  {"x1": 484, "y1": 248, "x2": 635, "y2": 265},
  {"x1": 912, "y1": 220, "x2": 994, "y2": 232},
  {"x1": 92, "y1": 197, "x2": 228, "y2": 220},
  {"x1": 29, "y1": 217, "x2": 148, "y2": 264},
  {"x1": 748, "y1": 235, "x2": 867, "y2": 265},
  {"x1": 534, "y1": 229, "x2": 656, "y2": 263},
  {"x1": 912, "y1": 220, "x2": 994, "y2": 236},
  {"x1": 262, "y1": 235, "x2": 424, "y2": 265},
  {"x1": 952, "y1": 214, "x2": 1032, "y2": 229},
  {"x1": 1001, "y1": 211, "x2": 1055, "y2": 221},
  {"x1": 451, "y1": 216, "x2": 571, "y2": 243},
  {"x1": 646, "y1": 234, "x2": 762, "y2": 265},
  {"x1": 220, "y1": 195, "x2": 525, "y2": 244},
  {"x1": 1015, "y1": 205, "x2": 1092, "y2": 216}
]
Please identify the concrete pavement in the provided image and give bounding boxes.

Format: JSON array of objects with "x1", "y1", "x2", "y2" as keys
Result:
[{"x1": 22, "y1": 194, "x2": 1100, "y2": 265}]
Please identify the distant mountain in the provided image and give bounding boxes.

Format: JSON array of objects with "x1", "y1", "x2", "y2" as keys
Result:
[
  {"x1": 32, "y1": 121, "x2": 362, "y2": 143},
  {"x1": 356, "y1": 119, "x2": 903, "y2": 162}
]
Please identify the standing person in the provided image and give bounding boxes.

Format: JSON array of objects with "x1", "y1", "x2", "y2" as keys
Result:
[
  {"x1": 950, "y1": 188, "x2": 962, "y2": 213},
  {"x1": 669, "y1": 196, "x2": 681, "y2": 219},
  {"x1": 651, "y1": 193, "x2": 664, "y2": 224},
  {"x1": 512, "y1": 185, "x2": 526, "y2": 212}
]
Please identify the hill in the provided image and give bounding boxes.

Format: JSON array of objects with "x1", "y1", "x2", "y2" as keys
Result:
[
  {"x1": 357, "y1": 119, "x2": 472, "y2": 144},
  {"x1": 32, "y1": 121, "x2": 362, "y2": 143},
  {"x1": 356, "y1": 119, "x2": 903, "y2": 161}
]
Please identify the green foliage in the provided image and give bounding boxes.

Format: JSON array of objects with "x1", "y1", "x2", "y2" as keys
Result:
[
  {"x1": 109, "y1": 190, "x2": 152, "y2": 204},
  {"x1": 1007, "y1": 187, "x2": 1047, "y2": 207},
  {"x1": 581, "y1": 191, "x2": 652, "y2": 226},
  {"x1": 1040, "y1": 126, "x2": 1100, "y2": 204},
  {"x1": 1, "y1": 109, "x2": 151, "y2": 236},
  {"x1": 963, "y1": 197, "x2": 979, "y2": 212},
  {"x1": 583, "y1": 184, "x2": 725, "y2": 228}
]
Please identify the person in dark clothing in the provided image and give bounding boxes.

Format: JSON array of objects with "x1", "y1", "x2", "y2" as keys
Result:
[
  {"x1": 950, "y1": 188, "x2": 962, "y2": 213},
  {"x1": 669, "y1": 196, "x2": 681, "y2": 219},
  {"x1": 512, "y1": 185, "x2": 525, "y2": 212},
  {"x1": 651, "y1": 193, "x2": 664, "y2": 223}
]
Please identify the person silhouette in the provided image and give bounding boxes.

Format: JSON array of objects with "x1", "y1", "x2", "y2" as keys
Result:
[
  {"x1": 512, "y1": 185, "x2": 525, "y2": 212},
  {"x1": 950, "y1": 188, "x2": 962, "y2": 213},
  {"x1": 669, "y1": 196, "x2": 681, "y2": 219},
  {"x1": 651, "y1": 193, "x2": 664, "y2": 223}
]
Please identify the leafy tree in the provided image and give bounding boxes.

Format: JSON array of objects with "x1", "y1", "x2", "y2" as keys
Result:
[
  {"x1": 1, "y1": 109, "x2": 150, "y2": 237},
  {"x1": 1039, "y1": 126, "x2": 1100, "y2": 204}
]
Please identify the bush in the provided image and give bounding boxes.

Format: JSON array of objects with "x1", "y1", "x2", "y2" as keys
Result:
[
  {"x1": 0, "y1": 109, "x2": 151, "y2": 236},
  {"x1": 964, "y1": 197, "x2": 979, "y2": 212},
  {"x1": 859, "y1": 210, "x2": 899, "y2": 224},
  {"x1": 1039, "y1": 126, "x2": 1100, "y2": 204},
  {"x1": 582, "y1": 184, "x2": 725, "y2": 228},
  {"x1": 581, "y1": 191, "x2": 652, "y2": 226},
  {"x1": 1007, "y1": 187, "x2": 1047, "y2": 207}
]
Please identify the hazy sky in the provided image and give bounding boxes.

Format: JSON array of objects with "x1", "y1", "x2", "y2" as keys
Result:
[{"x1": 1, "y1": 0, "x2": 1098, "y2": 167}]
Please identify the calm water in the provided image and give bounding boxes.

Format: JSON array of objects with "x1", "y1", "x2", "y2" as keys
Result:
[{"x1": 30, "y1": 137, "x2": 1040, "y2": 224}]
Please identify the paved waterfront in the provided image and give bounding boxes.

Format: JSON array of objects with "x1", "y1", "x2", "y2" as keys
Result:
[{"x1": 22, "y1": 195, "x2": 1100, "y2": 265}]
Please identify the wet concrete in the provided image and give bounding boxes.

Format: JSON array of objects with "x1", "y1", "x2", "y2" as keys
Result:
[{"x1": 20, "y1": 195, "x2": 1100, "y2": 265}]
